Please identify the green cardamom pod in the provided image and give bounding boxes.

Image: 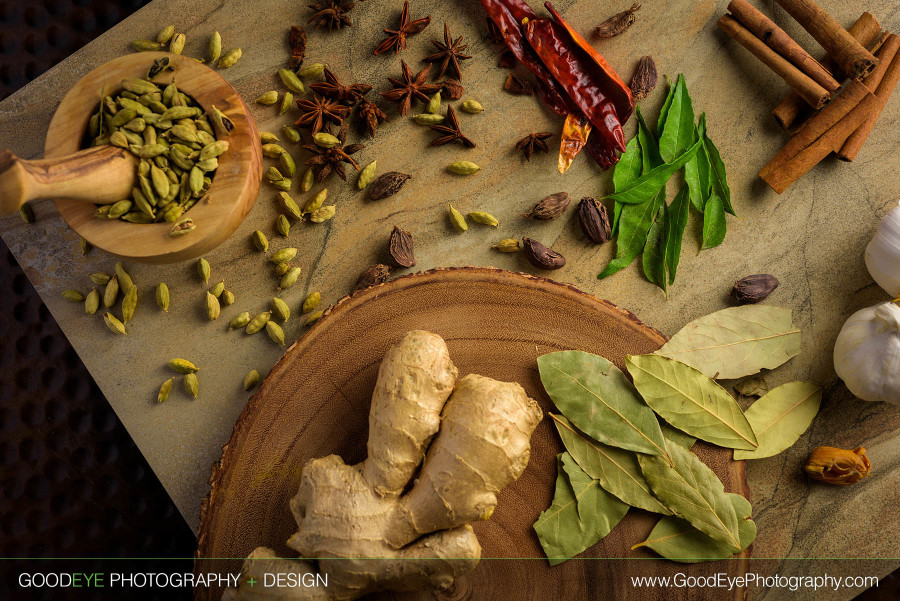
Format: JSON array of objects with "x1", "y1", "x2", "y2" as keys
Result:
[
  {"x1": 243, "y1": 370, "x2": 261, "y2": 391},
  {"x1": 189, "y1": 166, "x2": 204, "y2": 194},
  {"x1": 266, "y1": 166, "x2": 285, "y2": 181},
  {"x1": 304, "y1": 310, "x2": 323, "y2": 326},
  {"x1": 270, "y1": 247, "x2": 298, "y2": 264},
  {"x1": 303, "y1": 188, "x2": 327, "y2": 214},
  {"x1": 252, "y1": 230, "x2": 269, "y2": 252},
  {"x1": 121, "y1": 78, "x2": 159, "y2": 95},
  {"x1": 159, "y1": 106, "x2": 198, "y2": 122},
  {"x1": 157, "y1": 25, "x2": 175, "y2": 44},
  {"x1": 200, "y1": 140, "x2": 229, "y2": 161},
  {"x1": 19, "y1": 204, "x2": 35, "y2": 224},
  {"x1": 357, "y1": 161, "x2": 377, "y2": 190},
  {"x1": 197, "y1": 257, "x2": 211, "y2": 284},
  {"x1": 84, "y1": 289, "x2": 100, "y2": 315},
  {"x1": 279, "y1": 267, "x2": 302, "y2": 290},
  {"x1": 110, "y1": 108, "x2": 137, "y2": 128},
  {"x1": 274, "y1": 262, "x2": 291, "y2": 277},
  {"x1": 210, "y1": 281, "x2": 225, "y2": 298},
  {"x1": 206, "y1": 292, "x2": 221, "y2": 320},
  {"x1": 313, "y1": 132, "x2": 340, "y2": 148},
  {"x1": 158, "y1": 377, "x2": 174, "y2": 403},
  {"x1": 302, "y1": 291, "x2": 321, "y2": 313},
  {"x1": 266, "y1": 321, "x2": 286, "y2": 346},
  {"x1": 272, "y1": 297, "x2": 290, "y2": 322},
  {"x1": 256, "y1": 91, "x2": 279, "y2": 105},
  {"x1": 133, "y1": 39, "x2": 162, "y2": 52},
  {"x1": 427, "y1": 91, "x2": 441, "y2": 114},
  {"x1": 221, "y1": 290, "x2": 235, "y2": 306},
  {"x1": 309, "y1": 205, "x2": 336, "y2": 223},
  {"x1": 79, "y1": 237, "x2": 92, "y2": 256},
  {"x1": 150, "y1": 164, "x2": 170, "y2": 198},
  {"x1": 278, "y1": 192, "x2": 303, "y2": 220},
  {"x1": 461, "y1": 99, "x2": 484, "y2": 114},
  {"x1": 168, "y1": 217, "x2": 196, "y2": 237},
  {"x1": 156, "y1": 283, "x2": 169, "y2": 311},
  {"x1": 110, "y1": 131, "x2": 129, "y2": 148},
  {"x1": 280, "y1": 91, "x2": 293, "y2": 115},
  {"x1": 209, "y1": 31, "x2": 222, "y2": 63},
  {"x1": 298, "y1": 63, "x2": 325, "y2": 78},
  {"x1": 262, "y1": 143, "x2": 287, "y2": 158},
  {"x1": 278, "y1": 68, "x2": 305, "y2": 93},
  {"x1": 163, "y1": 204, "x2": 184, "y2": 223},
  {"x1": 282, "y1": 126, "x2": 301, "y2": 144},
  {"x1": 115, "y1": 262, "x2": 134, "y2": 291},
  {"x1": 448, "y1": 161, "x2": 481, "y2": 175},
  {"x1": 245, "y1": 311, "x2": 271, "y2": 335},
  {"x1": 210, "y1": 105, "x2": 234, "y2": 137},
  {"x1": 412, "y1": 113, "x2": 445, "y2": 125},
  {"x1": 279, "y1": 152, "x2": 296, "y2": 177},
  {"x1": 103, "y1": 277, "x2": 119, "y2": 308},
  {"x1": 260, "y1": 131, "x2": 279, "y2": 144},
  {"x1": 230, "y1": 312, "x2": 251, "y2": 330},
  {"x1": 123, "y1": 117, "x2": 145, "y2": 132},
  {"x1": 104, "y1": 312, "x2": 127, "y2": 335},
  {"x1": 468, "y1": 211, "x2": 499, "y2": 227},
  {"x1": 121, "y1": 285, "x2": 138, "y2": 324},
  {"x1": 108, "y1": 200, "x2": 132, "y2": 219},
  {"x1": 171, "y1": 124, "x2": 199, "y2": 143},
  {"x1": 184, "y1": 372, "x2": 199, "y2": 399},
  {"x1": 300, "y1": 167, "x2": 314, "y2": 192},
  {"x1": 493, "y1": 239, "x2": 520, "y2": 252},
  {"x1": 169, "y1": 33, "x2": 185, "y2": 55},
  {"x1": 276, "y1": 214, "x2": 291, "y2": 237},
  {"x1": 448, "y1": 203, "x2": 468, "y2": 232},
  {"x1": 124, "y1": 212, "x2": 154, "y2": 226},
  {"x1": 218, "y1": 48, "x2": 242, "y2": 69},
  {"x1": 62, "y1": 289, "x2": 84, "y2": 302},
  {"x1": 89, "y1": 272, "x2": 111, "y2": 286},
  {"x1": 271, "y1": 178, "x2": 292, "y2": 192}
]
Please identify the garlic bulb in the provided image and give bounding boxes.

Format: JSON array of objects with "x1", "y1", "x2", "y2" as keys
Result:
[
  {"x1": 865, "y1": 201, "x2": 900, "y2": 296},
  {"x1": 833, "y1": 301, "x2": 900, "y2": 406}
]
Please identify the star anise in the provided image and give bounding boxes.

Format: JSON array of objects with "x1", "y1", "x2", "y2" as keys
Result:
[
  {"x1": 295, "y1": 95, "x2": 351, "y2": 135},
  {"x1": 515, "y1": 132, "x2": 552, "y2": 161},
  {"x1": 381, "y1": 60, "x2": 442, "y2": 116},
  {"x1": 310, "y1": 67, "x2": 373, "y2": 104},
  {"x1": 302, "y1": 121, "x2": 365, "y2": 183},
  {"x1": 423, "y1": 23, "x2": 471, "y2": 81},
  {"x1": 373, "y1": 0, "x2": 431, "y2": 56},
  {"x1": 357, "y1": 99, "x2": 388, "y2": 138},
  {"x1": 429, "y1": 106, "x2": 474, "y2": 148},
  {"x1": 504, "y1": 74, "x2": 535, "y2": 96},
  {"x1": 308, "y1": 0, "x2": 355, "y2": 30}
]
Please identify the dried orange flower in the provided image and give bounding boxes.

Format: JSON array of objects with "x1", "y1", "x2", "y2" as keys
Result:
[{"x1": 804, "y1": 446, "x2": 871, "y2": 485}]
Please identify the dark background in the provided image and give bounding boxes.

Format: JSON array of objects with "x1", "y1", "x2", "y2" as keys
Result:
[{"x1": 0, "y1": 1, "x2": 896, "y2": 600}]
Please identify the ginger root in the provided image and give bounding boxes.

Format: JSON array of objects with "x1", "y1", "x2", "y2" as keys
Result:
[{"x1": 223, "y1": 330, "x2": 543, "y2": 601}]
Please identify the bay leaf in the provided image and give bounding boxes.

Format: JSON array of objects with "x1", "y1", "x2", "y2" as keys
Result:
[
  {"x1": 534, "y1": 453, "x2": 630, "y2": 566},
  {"x1": 654, "y1": 305, "x2": 802, "y2": 380},
  {"x1": 633, "y1": 493, "x2": 756, "y2": 563},
  {"x1": 626, "y1": 354, "x2": 758, "y2": 450},
  {"x1": 658, "y1": 74, "x2": 696, "y2": 163},
  {"x1": 661, "y1": 423, "x2": 697, "y2": 450},
  {"x1": 638, "y1": 439, "x2": 741, "y2": 549},
  {"x1": 734, "y1": 381, "x2": 822, "y2": 460},
  {"x1": 538, "y1": 351, "x2": 667, "y2": 456},
  {"x1": 552, "y1": 414, "x2": 672, "y2": 515},
  {"x1": 733, "y1": 375, "x2": 769, "y2": 398}
]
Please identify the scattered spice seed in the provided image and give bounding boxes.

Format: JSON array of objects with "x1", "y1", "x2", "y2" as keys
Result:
[
  {"x1": 389, "y1": 226, "x2": 416, "y2": 268},
  {"x1": 295, "y1": 95, "x2": 351, "y2": 135},
  {"x1": 423, "y1": 23, "x2": 471, "y2": 81},
  {"x1": 596, "y1": 2, "x2": 641, "y2": 38},
  {"x1": 504, "y1": 73, "x2": 535, "y2": 96},
  {"x1": 310, "y1": 67, "x2": 372, "y2": 103},
  {"x1": 515, "y1": 132, "x2": 552, "y2": 161},
  {"x1": 357, "y1": 99, "x2": 388, "y2": 138},
  {"x1": 429, "y1": 105, "x2": 475, "y2": 147},
  {"x1": 308, "y1": 0, "x2": 354, "y2": 30},
  {"x1": 731, "y1": 274, "x2": 780, "y2": 304},
  {"x1": 524, "y1": 192, "x2": 571, "y2": 221},
  {"x1": 288, "y1": 25, "x2": 308, "y2": 70},
  {"x1": 373, "y1": 0, "x2": 431, "y2": 56},
  {"x1": 577, "y1": 197, "x2": 611, "y2": 244},
  {"x1": 630, "y1": 55, "x2": 658, "y2": 101},
  {"x1": 523, "y1": 237, "x2": 566, "y2": 270},
  {"x1": 368, "y1": 172, "x2": 412, "y2": 200},
  {"x1": 354, "y1": 264, "x2": 392, "y2": 291},
  {"x1": 381, "y1": 61, "x2": 443, "y2": 116}
]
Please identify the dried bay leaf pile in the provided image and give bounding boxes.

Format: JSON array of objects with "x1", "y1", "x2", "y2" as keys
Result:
[{"x1": 533, "y1": 304, "x2": 822, "y2": 564}]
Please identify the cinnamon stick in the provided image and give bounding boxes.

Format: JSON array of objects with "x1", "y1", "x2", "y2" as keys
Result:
[
  {"x1": 760, "y1": 80, "x2": 880, "y2": 193},
  {"x1": 728, "y1": 0, "x2": 839, "y2": 92},
  {"x1": 775, "y1": 0, "x2": 878, "y2": 79},
  {"x1": 718, "y1": 14, "x2": 831, "y2": 109},
  {"x1": 838, "y1": 35, "x2": 900, "y2": 161}
]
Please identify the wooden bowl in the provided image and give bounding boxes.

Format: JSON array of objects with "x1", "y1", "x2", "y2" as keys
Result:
[
  {"x1": 44, "y1": 52, "x2": 262, "y2": 264},
  {"x1": 196, "y1": 268, "x2": 749, "y2": 601}
]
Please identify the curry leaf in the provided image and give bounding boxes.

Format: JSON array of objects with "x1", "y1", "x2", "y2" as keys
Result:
[
  {"x1": 552, "y1": 414, "x2": 672, "y2": 515},
  {"x1": 538, "y1": 351, "x2": 667, "y2": 456},
  {"x1": 701, "y1": 193, "x2": 726, "y2": 250},
  {"x1": 642, "y1": 197, "x2": 668, "y2": 294},
  {"x1": 656, "y1": 75, "x2": 676, "y2": 135},
  {"x1": 633, "y1": 493, "x2": 756, "y2": 562},
  {"x1": 636, "y1": 105, "x2": 662, "y2": 171},
  {"x1": 683, "y1": 121, "x2": 712, "y2": 213},
  {"x1": 638, "y1": 440, "x2": 741, "y2": 549},
  {"x1": 534, "y1": 453, "x2": 630, "y2": 566},
  {"x1": 665, "y1": 185, "x2": 690, "y2": 285},
  {"x1": 654, "y1": 305, "x2": 802, "y2": 380},
  {"x1": 702, "y1": 113, "x2": 735, "y2": 216},
  {"x1": 604, "y1": 139, "x2": 702, "y2": 205},
  {"x1": 658, "y1": 74, "x2": 696, "y2": 163},
  {"x1": 611, "y1": 134, "x2": 643, "y2": 234},
  {"x1": 626, "y1": 354, "x2": 758, "y2": 450},
  {"x1": 734, "y1": 382, "x2": 822, "y2": 460},
  {"x1": 599, "y1": 197, "x2": 658, "y2": 279}
]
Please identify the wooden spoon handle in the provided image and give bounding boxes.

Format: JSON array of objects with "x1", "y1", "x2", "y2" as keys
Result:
[{"x1": 0, "y1": 145, "x2": 136, "y2": 217}]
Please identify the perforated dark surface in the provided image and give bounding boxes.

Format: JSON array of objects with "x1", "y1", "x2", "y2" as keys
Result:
[{"x1": 0, "y1": 1, "x2": 896, "y2": 600}]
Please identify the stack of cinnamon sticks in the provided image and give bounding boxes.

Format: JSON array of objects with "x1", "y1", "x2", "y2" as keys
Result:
[{"x1": 718, "y1": 0, "x2": 900, "y2": 194}]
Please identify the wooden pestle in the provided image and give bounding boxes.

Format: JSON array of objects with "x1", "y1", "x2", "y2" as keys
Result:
[{"x1": 0, "y1": 145, "x2": 135, "y2": 217}]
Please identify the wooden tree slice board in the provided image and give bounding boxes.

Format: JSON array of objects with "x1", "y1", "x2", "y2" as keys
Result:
[{"x1": 196, "y1": 267, "x2": 749, "y2": 601}]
